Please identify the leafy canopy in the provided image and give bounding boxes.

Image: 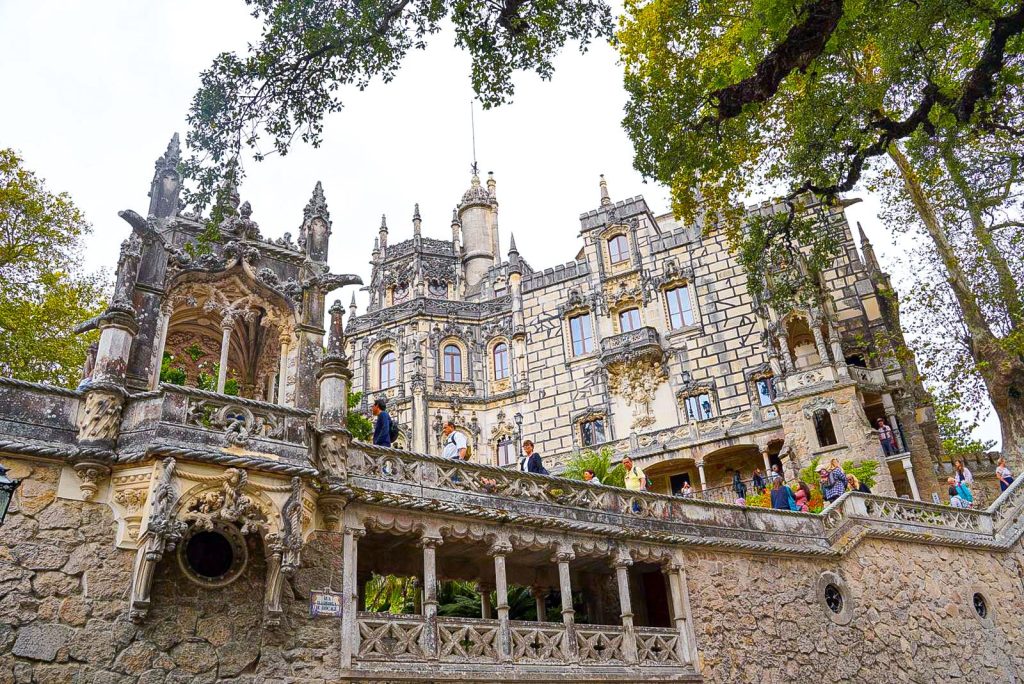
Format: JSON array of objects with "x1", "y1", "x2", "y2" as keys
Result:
[
  {"x1": 0, "y1": 149, "x2": 106, "y2": 387},
  {"x1": 618, "y1": 0, "x2": 1024, "y2": 230},
  {"x1": 184, "y1": 0, "x2": 614, "y2": 208}
]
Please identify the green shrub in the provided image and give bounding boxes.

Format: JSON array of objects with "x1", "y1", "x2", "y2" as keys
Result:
[{"x1": 562, "y1": 446, "x2": 625, "y2": 488}]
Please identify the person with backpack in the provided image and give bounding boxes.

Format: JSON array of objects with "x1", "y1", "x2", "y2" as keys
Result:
[
  {"x1": 732, "y1": 470, "x2": 747, "y2": 500},
  {"x1": 371, "y1": 398, "x2": 395, "y2": 448},
  {"x1": 770, "y1": 478, "x2": 800, "y2": 511},
  {"x1": 819, "y1": 461, "x2": 847, "y2": 504},
  {"x1": 441, "y1": 421, "x2": 468, "y2": 460},
  {"x1": 622, "y1": 457, "x2": 648, "y2": 491}
]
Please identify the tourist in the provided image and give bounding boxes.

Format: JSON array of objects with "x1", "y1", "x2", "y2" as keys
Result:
[
  {"x1": 770, "y1": 478, "x2": 799, "y2": 511},
  {"x1": 680, "y1": 481, "x2": 694, "y2": 498},
  {"x1": 819, "y1": 462, "x2": 847, "y2": 504},
  {"x1": 792, "y1": 480, "x2": 812, "y2": 512},
  {"x1": 876, "y1": 418, "x2": 898, "y2": 456},
  {"x1": 996, "y1": 458, "x2": 1014, "y2": 492},
  {"x1": 583, "y1": 469, "x2": 601, "y2": 485},
  {"x1": 947, "y1": 476, "x2": 973, "y2": 507},
  {"x1": 522, "y1": 440, "x2": 549, "y2": 475},
  {"x1": 848, "y1": 474, "x2": 871, "y2": 494},
  {"x1": 770, "y1": 463, "x2": 783, "y2": 483},
  {"x1": 623, "y1": 457, "x2": 648, "y2": 491},
  {"x1": 371, "y1": 398, "x2": 393, "y2": 448},
  {"x1": 751, "y1": 468, "x2": 766, "y2": 493},
  {"x1": 441, "y1": 421, "x2": 468, "y2": 460},
  {"x1": 732, "y1": 470, "x2": 747, "y2": 500},
  {"x1": 954, "y1": 460, "x2": 974, "y2": 486},
  {"x1": 949, "y1": 485, "x2": 970, "y2": 509}
]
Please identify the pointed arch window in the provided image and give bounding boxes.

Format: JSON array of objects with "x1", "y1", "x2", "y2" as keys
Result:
[
  {"x1": 443, "y1": 344, "x2": 463, "y2": 382},
  {"x1": 608, "y1": 235, "x2": 629, "y2": 265},
  {"x1": 379, "y1": 351, "x2": 397, "y2": 389},
  {"x1": 493, "y1": 342, "x2": 510, "y2": 380}
]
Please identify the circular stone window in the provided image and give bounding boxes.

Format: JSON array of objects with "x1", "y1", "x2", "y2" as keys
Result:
[
  {"x1": 971, "y1": 591, "x2": 995, "y2": 627},
  {"x1": 178, "y1": 522, "x2": 248, "y2": 587},
  {"x1": 817, "y1": 571, "x2": 854, "y2": 625}
]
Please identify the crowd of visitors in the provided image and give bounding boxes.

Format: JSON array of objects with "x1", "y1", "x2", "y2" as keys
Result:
[{"x1": 368, "y1": 408, "x2": 1016, "y2": 513}]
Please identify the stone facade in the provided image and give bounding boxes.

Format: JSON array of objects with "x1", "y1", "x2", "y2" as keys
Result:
[
  {"x1": 1, "y1": 136, "x2": 1022, "y2": 684},
  {"x1": 347, "y1": 172, "x2": 941, "y2": 500}
]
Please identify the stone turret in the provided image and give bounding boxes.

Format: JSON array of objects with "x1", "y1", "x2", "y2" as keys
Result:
[
  {"x1": 457, "y1": 171, "x2": 498, "y2": 291},
  {"x1": 301, "y1": 182, "x2": 332, "y2": 263},
  {"x1": 148, "y1": 133, "x2": 181, "y2": 219}
]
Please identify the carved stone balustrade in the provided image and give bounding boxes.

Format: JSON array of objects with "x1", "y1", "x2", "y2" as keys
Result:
[
  {"x1": 847, "y1": 365, "x2": 887, "y2": 390},
  {"x1": 599, "y1": 326, "x2": 663, "y2": 367},
  {"x1": 781, "y1": 364, "x2": 837, "y2": 394}
]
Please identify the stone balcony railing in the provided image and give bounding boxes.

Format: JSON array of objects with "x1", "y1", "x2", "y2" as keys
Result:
[
  {"x1": 599, "y1": 326, "x2": 663, "y2": 365},
  {"x1": 781, "y1": 364, "x2": 836, "y2": 393},
  {"x1": 347, "y1": 442, "x2": 1024, "y2": 554},
  {"x1": 847, "y1": 365, "x2": 887, "y2": 388}
]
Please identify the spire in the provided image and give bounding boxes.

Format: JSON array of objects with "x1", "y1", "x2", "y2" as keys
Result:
[
  {"x1": 487, "y1": 171, "x2": 496, "y2": 198},
  {"x1": 148, "y1": 132, "x2": 183, "y2": 218},
  {"x1": 378, "y1": 213, "x2": 388, "y2": 251},
  {"x1": 303, "y1": 181, "x2": 330, "y2": 223},
  {"x1": 154, "y1": 133, "x2": 181, "y2": 173},
  {"x1": 347, "y1": 292, "x2": 358, "y2": 326},
  {"x1": 599, "y1": 174, "x2": 611, "y2": 207},
  {"x1": 508, "y1": 233, "x2": 521, "y2": 275},
  {"x1": 413, "y1": 203, "x2": 422, "y2": 237},
  {"x1": 380, "y1": 213, "x2": 388, "y2": 232},
  {"x1": 858, "y1": 221, "x2": 880, "y2": 273}
]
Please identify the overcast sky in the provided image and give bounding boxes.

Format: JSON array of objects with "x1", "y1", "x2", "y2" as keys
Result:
[{"x1": 0, "y1": 1, "x2": 1000, "y2": 446}]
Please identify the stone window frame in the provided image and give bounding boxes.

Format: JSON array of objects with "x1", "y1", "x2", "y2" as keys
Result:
[
  {"x1": 817, "y1": 571, "x2": 855, "y2": 625},
  {"x1": 970, "y1": 588, "x2": 996, "y2": 628},
  {"x1": 660, "y1": 279, "x2": 699, "y2": 333},
  {"x1": 802, "y1": 397, "x2": 843, "y2": 452},
  {"x1": 391, "y1": 281, "x2": 411, "y2": 305},
  {"x1": 576, "y1": 411, "x2": 610, "y2": 449},
  {"x1": 489, "y1": 337, "x2": 512, "y2": 382},
  {"x1": 616, "y1": 306, "x2": 643, "y2": 334},
  {"x1": 440, "y1": 338, "x2": 467, "y2": 383},
  {"x1": 677, "y1": 384, "x2": 718, "y2": 423},
  {"x1": 564, "y1": 307, "x2": 597, "y2": 361},
  {"x1": 369, "y1": 342, "x2": 400, "y2": 392}
]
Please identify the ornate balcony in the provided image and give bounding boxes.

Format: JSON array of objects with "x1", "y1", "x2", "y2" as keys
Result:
[
  {"x1": 847, "y1": 365, "x2": 887, "y2": 389},
  {"x1": 781, "y1": 364, "x2": 836, "y2": 394},
  {"x1": 599, "y1": 326, "x2": 663, "y2": 366}
]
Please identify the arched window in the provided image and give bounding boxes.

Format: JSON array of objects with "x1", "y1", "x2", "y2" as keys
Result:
[
  {"x1": 618, "y1": 307, "x2": 641, "y2": 332},
  {"x1": 379, "y1": 351, "x2": 397, "y2": 389},
  {"x1": 608, "y1": 235, "x2": 629, "y2": 264},
  {"x1": 428, "y1": 281, "x2": 447, "y2": 298},
  {"x1": 497, "y1": 438, "x2": 517, "y2": 467},
  {"x1": 493, "y1": 343, "x2": 510, "y2": 380},
  {"x1": 443, "y1": 344, "x2": 463, "y2": 382},
  {"x1": 393, "y1": 282, "x2": 410, "y2": 302},
  {"x1": 813, "y1": 409, "x2": 838, "y2": 447}
]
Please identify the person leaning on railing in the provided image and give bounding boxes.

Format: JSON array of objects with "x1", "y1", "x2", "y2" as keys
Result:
[{"x1": 996, "y1": 458, "x2": 1014, "y2": 492}]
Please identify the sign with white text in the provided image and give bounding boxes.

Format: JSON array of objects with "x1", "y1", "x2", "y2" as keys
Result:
[{"x1": 310, "y1": 589, "x2": 343, "y2": 617}]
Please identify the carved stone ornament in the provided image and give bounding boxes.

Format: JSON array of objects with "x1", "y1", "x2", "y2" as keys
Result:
[
  {"x1": 72, "y1": 461, "x2": 111, "y2": 501},
  {"x1": 180, "y1": 468, "x2": 269, "y2": 536},
  {"x1": 77, "y1": 389, "x2": 126, "y2": 445},
  {"x1": 129, "y1": 458, "x2": 188, "y2": 622},
  {"x1": 110, "y1": 233, "x2": 143, "y2": 310},
  {"x1": 606, "y1": 358, "x2": 668, "y2": 430},
  {"x1": 802, "y1": 396, "x2": 838, "y2": 419}
]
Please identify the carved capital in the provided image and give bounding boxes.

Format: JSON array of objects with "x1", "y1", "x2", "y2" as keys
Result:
[{"x1": 73, "y1": 461, "x2": 110, "y2": 501}]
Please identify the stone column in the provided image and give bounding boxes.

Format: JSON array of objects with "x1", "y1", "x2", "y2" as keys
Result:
[
  {"x1": 901, "y1": 456, "x2": 922, "y2": 501},
  {"x1": 277, "y1": 331, "x2": 291, "y2": 405},
  {"x1": 554, "y1": 547, "x2": 578, "y2": 661},
  {"x1": 479, "y1": 583, "x2": 494, "y2": 619},
  {"x1": 78, "y1": 306, "x2": 139, "y2": 449},
  {"x1": 420, "y1": 535, "x2": 443, "y2": 660},
  {"x1": 149, "y1": 304, "x2": 172, "y2": 389},
  {"x1": 613, "y1": 552, "x2": 639, "y2": 664},
  {"x1": 811, "y1": 322, "x2": 830, "y2": 365},
  {"x1": 412, "y1": 368, "x2": 428, "y2": 453},
  {"x1": 532, "y1": 586, "x2": 547, "y2": 622},
  {"x1": 776, "y1": 332, "x2": 792, "y2": 373},
  {"x1": 217, "y1": 314, "x2": 234, "y2": 393},
  {"x1": 697, "y1": 463, "x2": 707, "y2": 491},
  {"x1": 827, "y1": 319, "x2": 849, "y2": 379},
  {"x1": 881, "y1": 393, "x2": 906, "y2": 453},
  {"x1": 665, "y1": 563, "x2": 690, "y2": 664},
  {"x1": 760, "y1": 445, "x2": 772, "y2": 474},
  {"x1": 340, "y1": 527, "x2": 364, "y2": 668},
  {"x1": 491, "y1": 542, "x2": 513, "y2": 661}
]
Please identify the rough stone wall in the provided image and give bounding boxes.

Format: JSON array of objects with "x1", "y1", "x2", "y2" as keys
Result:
[
  {"x1": 687, "y1": 538, "x2": 1024, "y2": 682},
  {"x1": 0, "y1": 457, "x2": 343, "y2": 684}
]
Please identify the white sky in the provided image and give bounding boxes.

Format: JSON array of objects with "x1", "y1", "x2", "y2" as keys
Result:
[{"x1": 0, "y1": 1, "x2": 1000, "y2": 446}]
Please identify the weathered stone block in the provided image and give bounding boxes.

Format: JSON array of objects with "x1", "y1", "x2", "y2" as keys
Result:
[{"x1": 11, "y1": 624, "x2": 71, "y2": 662}]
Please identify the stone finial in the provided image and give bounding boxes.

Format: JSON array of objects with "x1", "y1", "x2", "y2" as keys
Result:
[
  {"x1": 148, "y1": 133, "x2": 183, "y2": 219},
  {"x1": 413, "y1": 203, "x2": 422, "y2": 236},
  {"x1": 303, "y1": 181, "x2": 331, "y2": 224},
  {"x1": 508, "y1": 233, "x2": 518, "y2": 254},
  {"x1": 451, "y1": 208, "x2": 460, "y2": 227},
  {"x1": 487, "y1": 171, "x2": 496, "y2": 198},
  {"x1": 327, "y1": 299, "x2": 345, "y2": 358},
  {"x1": 348, "y1": 293, "x2": 358, "y2": 324},
  {"x1": 858, "y1": 221, "x2": 880, "y2": 273},
  {"x1": 380, "y1": 213, "x2": 388, "y2": 232},
  {"x1": 154, "y1": 133, "x2": 181, "y2": 173},
  {"x1": 600, "y1": 174, "x2": 611, "y2": 207},
  {"x1": 508, "y1": 233, "x2": 521, "y2": 275}
]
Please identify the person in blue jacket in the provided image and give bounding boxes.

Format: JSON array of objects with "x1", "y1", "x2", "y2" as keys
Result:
[{"x1": 371, "y1": 398, "x2": 392, "y2": 447}]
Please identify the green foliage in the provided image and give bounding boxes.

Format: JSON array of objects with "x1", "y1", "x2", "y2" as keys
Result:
[
  {"x1": 346, "y1": 391, "x2": 374, "y2": 442},
  {"x1": 183, "y1": 0, "x2": 614, "y2": 209},
  {"x1": 196, "y1": 363, "x2": 239, "y2": 395},
  {"x1": 934, "y1": 392, "x2": 997, "y2": 458},
  {"x1": 561, "y1": 446, "x2": 625, "y2": 488},
  {"x1": 799, "y1": 456, "x2": 878, "y2": 490},
  {"x1": 0, "y1": 149, "x2": 106, "y2": 387},
  {"x1": 364, "y1": 573, "x2": 416, "y2": 614},
  {"x1": 159, "y1": 353, "x2": 188, "y2": 385},
  {"x1": 184, "y1": 343, "x2": 206, "y2": 362}
]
